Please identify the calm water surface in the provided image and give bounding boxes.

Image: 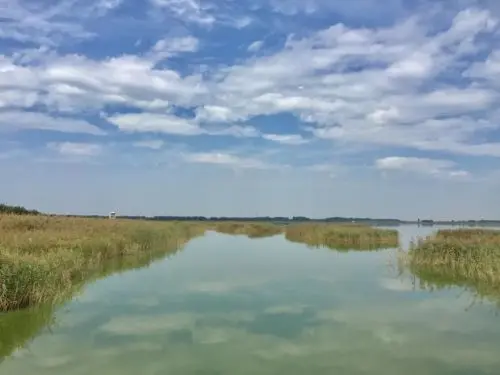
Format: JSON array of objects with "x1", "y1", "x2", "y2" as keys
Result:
[{"x1": 1, "y1": 225, "x2": 500, "y2": 374}]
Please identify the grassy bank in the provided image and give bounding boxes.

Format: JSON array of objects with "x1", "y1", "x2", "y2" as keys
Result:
[
  {"x1": 1, "y1": 215, "x2": 399, "y2": 312},
  {"x1": 210, "y1": 222, "x2": 284, "y2": 238},
  {"x1": 0, "y1": 233, "x2": 200, "y2": 359},
  {"x1": 405, "y1": 229, "x2": 500, "y2": 282},
  {"x1": 209, "y1": 221, "x2": 399, "y2": 249},
  {"x1": 401, "y1": 228, "x2": 500, "y2": 305},
  {"x1": 0, "y1": 215, "x2": 206, "y2": 311},
  {"x1": 285, "y1": 223, "x2": 399, "y2": 250}
]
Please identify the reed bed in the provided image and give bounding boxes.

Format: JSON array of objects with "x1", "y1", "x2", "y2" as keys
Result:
[
  {"x1": 0, "y1": 235, "x2": 196, "y2": 360},
  {"x1": 285, "y1": 223, "x2": 399, "y2": 250},
  {"x1": 0, "y1": 215, "x2": 206, "y2": 311},
  {"x1": 1, "y1": 215, "x2": 399, "y2": 312},
  {"x1": 211, "y1": 222, "x2": 284, "y2": 238},
  {"x1": 405, "y1": 229, "x2": 500, "y2": 283},
  {"x1": 401, "y1": 228, "x2": 500, "y2": 305}
]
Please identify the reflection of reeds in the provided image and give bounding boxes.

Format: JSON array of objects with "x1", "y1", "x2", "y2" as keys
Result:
[
  {"x1": 211, "y1": 222, "x2": 284, "y2": 238},
  {"x1": 401, "y1": 228, "x2": 500, "y2": 306},
  {"x1": 0, "y1": 236, "x2": 203, "y2": 360},
  {"x1": 0, "y1": 215, "x2": 206, "y2": 311},
  {"x1": 1, "y1": 216, "x2": 399, "y2": 312},
  {"x1": 0, "y1": 303, "x2": 56, "y2": 360},
  {"x1": 285, "y1": 223, "x2": 399, "y2": 251}
]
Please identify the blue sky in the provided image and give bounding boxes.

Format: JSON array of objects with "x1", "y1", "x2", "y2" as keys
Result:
[{"x1": 2, "y1": 0, "x2": 500, "y2": 219}]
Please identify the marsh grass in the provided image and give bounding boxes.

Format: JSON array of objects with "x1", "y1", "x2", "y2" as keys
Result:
[
  {"x1": 1, "y1": 215, "x2": 399, "y2": 312},
  {"x1": 401, "y1": 228, "x2": 500, "y2": 306},
  {"x1": 0, "y1": 303, "x2": 56, "y2": 360},
  {"x1": 211, "y1": 222, "x2": 284, "y2": 238},
  {"x1": 0, "y1": 237, "x2": 206, "y2": 360},
  {"x1": 0, "y1": 215, "x2": 206, "y2": 311},
  {"x1": 284, "y1": 223, "x2": 399, "y2": 250}
]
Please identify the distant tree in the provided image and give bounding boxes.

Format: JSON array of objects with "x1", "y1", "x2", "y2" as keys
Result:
[{"x1": 0, "y1": 203, "x2": 40, "y2": 215}]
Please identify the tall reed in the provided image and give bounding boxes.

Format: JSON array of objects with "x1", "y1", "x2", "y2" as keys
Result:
[
  {"x1": 285, "y1": 223, "x2": 399, "y2": 250},
  {"x1": 402, "y1": 228, "x2": 500, "y2": 306},
  {"x1": 0, "y1": 215, "x2": 206, "y2": 311}
]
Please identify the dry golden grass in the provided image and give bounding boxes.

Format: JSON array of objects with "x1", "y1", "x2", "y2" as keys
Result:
[
  {"x1": 400, "y1": 228, "x2": 500, "y2": 306},
  {"x1": 0, "y1": 215, "x2": 206, "y2": 311},
  {"x1": 285, "y1": 223, "x2": 399, "y2": 250},
  {"x1": 210, "y1": 222, "x2": 284, "y2": 238},
  {"x1": 1, "y1": 215, "x2": 399, "y2": 311}
]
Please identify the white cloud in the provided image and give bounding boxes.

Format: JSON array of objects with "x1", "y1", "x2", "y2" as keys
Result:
[
  {"x1": 48, "y1": 142, "x2": 102, "y2": 156},
  {"x1": 107, "y1": 113, "x2": 203, "y2": 135},
  {"x1": 233, "y1": 16, "x2": 253, "y2": 29},
  {"x1": 1, "y1": 2, "x2": 500, "y2": 173},
  {"x1": 375, "y1": 156, "x2": 470, "y2": 179},
  {"x1": 186, "y1": 7, "x2": 500, "y2": 157},
  {"x1": 207, "y1": 125, "x2": 260, "y2": 138},
  {"x1": 262, "y1": 134, "x2": 309, "y2": 145},
  {"x1": 133, "y1": 140, "x2": 165, "y2": 149},
  {"x1": 183, "y1": 152, "x2": 273, "y2": 169},
  {"x1": 0, "y1": 111, "x2": 105, "y2": 135},
  {"x1": 0, "y1": 0, "x2": 122, "y2": 46},
  {"x1": 195, "y1": 105, "x2": 243, "y2": 123},
  {"x1": 465, "y1": 50, "x2": 500, "y2": 85},
  {"x1": 247, "y1": 41, "x2": 264, "y2": 52},
  {"x1": 150, "y1": 0, "x2": 215, "y2": 25},
  {"x1": 94, "y1": 0, "x2": 123, "y2": 15},
  {"x1": 149, "y1": 36, "x2": 199, "y2": 62},
  {"x1": 0, "y1": 52, "x2": 204, "y2": 113}
]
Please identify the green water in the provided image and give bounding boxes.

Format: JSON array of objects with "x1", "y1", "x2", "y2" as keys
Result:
[{"x1": 1, "y1": 226, "x2": 500, "y2": 374}]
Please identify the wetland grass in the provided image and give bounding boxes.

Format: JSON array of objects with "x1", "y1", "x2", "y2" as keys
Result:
[
  {"x1": 0, "y1": 234, "x2": 204, "y2": 360},
  {"x1": 1, "y1": 215, "x2": 399, "y2": 312},
  {"x1": 401, "y1": 228, "x2": 500, "y2": 305},
  {"x1": 211, "y1": 222, "x2": 284, "y2": 238},
  {"x1": 0, "y1": 215, "x2": 206, "y2": 311},
  {"x1": 285, "y1": 223, "x2": 399, "y2": 250}
]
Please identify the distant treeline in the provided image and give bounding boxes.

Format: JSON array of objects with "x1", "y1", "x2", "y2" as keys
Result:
[
  {"x1": 0, "y1": 204, "x2": 40, "y2": 216},
  {"x1": 70, "y1": 215, "x2": 500, "y2": 226},
  {"x1": 417, "y1": 219, "x2": 500, "y2": 227},
  {"x1": 147, "y1": 216, "x2": 403, "y2": 225},
  {"x1": 3, "y1": 204, "x2": 500, "y2": 226},
  {"x1": 67, "y1": 215, "x2": 403, "y2": 225}
]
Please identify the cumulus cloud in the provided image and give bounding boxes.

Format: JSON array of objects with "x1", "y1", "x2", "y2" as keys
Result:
[
  {"x1": 150, "y1": 0, "x2": 216, "y2": 25},
  {"x1": 183, "y1": 152, "x2": 274, "y2": 169},
  {"x1": 0, "y1": 111, "x2": 105, "y2": 135},
  {"x1": 0, "y1": 0, "x2": 121, "y2": 46},
  {"x1": 262, "y1": 134, "x2": 309, "y2": 145},
  {"x1": 107, "y1": 113, "x2": 203, "y2": 135},
  {"x1": 48, "y1": 142, "x2": 102, "y2": 156},
  {"x1": 375, "y1": 156, "x2": 470, "y2": 179},
  {"x1": 185, "y1": 7, "x2": 500, "y2": 158},
  {"x1": 1, "y1": 1, "x2": 500, "y2": 179},
  {"x1": 133, "y1": 140, "x2": 165, "y2": 149},
  {"x1": 0, "y1": 53, "x2": 206, "y2": 113},
  {"x1": 247, "y1": 41, "x2": 264, "y2": 52},
  {"x1": 149, "y1": 36, "x2": 200, "y2": 62},
  {"x1": 207, "y1": 125, "x2": 260, "y2": 138}
]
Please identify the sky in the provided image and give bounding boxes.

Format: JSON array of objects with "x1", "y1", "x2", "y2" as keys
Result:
[{"x1": 2, "y1": 0, "x2": 500, "y2": 220}]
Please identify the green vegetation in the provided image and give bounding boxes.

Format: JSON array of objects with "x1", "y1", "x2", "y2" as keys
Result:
[
  {"x1": 209, "y1": 221, "x2": 399, "y2": 248},
  {"x1": 401, "y1": 228, "x2": 500, "y2": 306},
  {"x1": 211, "y1": 222, "x2": 284, "y2": 238},
  {"x1": 0, "y1": 215, "x2": 206, "y2": 312},
  {"x1": 0, "y1": 204, "x2": 40, "y2": 216},
  {"x1": 0, "y1": 214, "x2": 398, "y2": 312},
  {"x1": 285, "y1": 223, "x2": 399, "y2": 251},
  {"x1": 0, "y1": 235, "x2": 207, "y2": 360}
]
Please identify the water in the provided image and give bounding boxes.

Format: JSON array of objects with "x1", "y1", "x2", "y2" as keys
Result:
[{"x1": 2, "y1": 225, "x2": 500, "y2": 374}]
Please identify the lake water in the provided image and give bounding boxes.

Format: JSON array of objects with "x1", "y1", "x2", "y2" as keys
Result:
[{"x1": 1, "y1": 225, "x2": 500, "y2": 374}]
